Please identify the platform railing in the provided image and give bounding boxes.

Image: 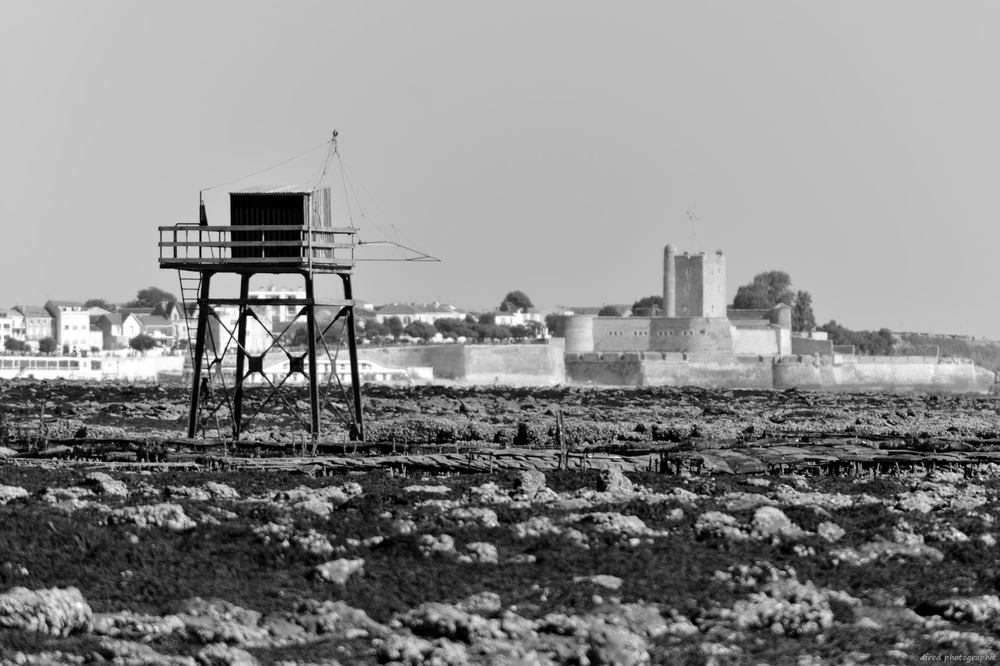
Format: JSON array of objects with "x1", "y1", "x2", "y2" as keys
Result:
[{"x1": 158, "y1": 224, "x2": 356, "y2": 270}]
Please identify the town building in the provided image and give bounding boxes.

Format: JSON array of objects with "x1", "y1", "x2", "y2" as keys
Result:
[
  {"x1": 45, "y1": 301, "x2": 92, "y2": 353},
  {"x1": 13, "y1": 306, "x2": 53, "y2": 342},
  {"x1": 94, "y1": 314, "x2": 126, "y2": 349},
  {"x1": 138, "y1": 314, "x2": 176, "y2": 346},
  {"x1": 374, "y1": 303, "x2": 466, "y2": 326},
  {"x1": 0, "y1": 309, "x2": 25, "y2": 343}
]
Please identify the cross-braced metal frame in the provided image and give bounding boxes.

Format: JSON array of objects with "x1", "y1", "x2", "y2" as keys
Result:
[{"x1": 185, "y1": 269, "x2": 364, "y2": 442}]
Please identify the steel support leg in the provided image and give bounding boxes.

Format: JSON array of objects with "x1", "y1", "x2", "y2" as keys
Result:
[
  {"x1": 342, "y1": 273, "x2": 365, "y2": 441},
  {"x1": 304, "y1": 273, "x2": 321, "y2": 440},
  {"x1": 187, "y1": 273, "x2": 213, "y2": 438},
  {"x1": 232, "y1": 273, "x2": 251, "y2": 439}
]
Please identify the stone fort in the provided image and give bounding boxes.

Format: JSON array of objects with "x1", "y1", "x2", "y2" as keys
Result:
[{"x1": 565, "y1": 244, "x2": 794, "y2": 358}]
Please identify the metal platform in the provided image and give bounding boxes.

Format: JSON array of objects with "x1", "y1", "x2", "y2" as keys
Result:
[{"x1": 158, "y1": 224, "x2": 357, "y2": 274}]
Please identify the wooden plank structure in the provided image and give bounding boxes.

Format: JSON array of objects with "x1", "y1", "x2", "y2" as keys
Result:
[
  {"x1": 158, "y1": 182, "x2": 365, "y2": 443},
  {"x1": 8, "y1": 438, "x2": 1000, "y2": 477}
]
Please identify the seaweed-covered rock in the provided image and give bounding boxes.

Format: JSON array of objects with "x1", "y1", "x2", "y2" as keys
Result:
[
  {"x1": 0, "y1": 586, "x2": 92, "y2": 636},
  {"x1": 0, "y1": 484, "x2": 28, "y2": 505},
  {"x1": 109, "y1": 503, "x2": 197, "y2": 531},
  {"x1": 83, "y1": 472, "x2": 127, "y2": 497},
  {"x1": 315, "y1": 558, "x2": 365, "y2": 585}
]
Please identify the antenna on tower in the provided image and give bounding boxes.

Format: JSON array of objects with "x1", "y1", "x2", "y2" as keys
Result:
[{"x1": 685, "y1": 206, "x2": 703, "y2": 249}]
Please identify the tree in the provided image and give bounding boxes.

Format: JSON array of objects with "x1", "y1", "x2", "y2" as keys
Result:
[
  {"x1": 4, "y1": 337, "x2": 28, "y2": 352},
  {"x1": 404, "y1": 321, "x2": 437, "y2": 341},
  {"x1": 545, "y1": 313, "x2": 568, "y2": 338},
  {"x1": 791, "y1": 290, "x2": 816, "y2": 332},
  {"x1": 434, "y1": 318, "x2": 460, "y2": 338},
  {"x1": 84, "y1": 298, "x2": 112, "y2": 310},
  {"x1": 385, "y1": 316, "x2": 404, "y2": 341},
  {"x1": 733, "y1": 271, "x2": 794, "y2": 310},
  {"x1": 129, "y1": 334, "x2": 157, "y2": 353},
  {"x1": 598, "y1": 305, "x2": 625, "y2": 317},
  {"x1": 510, "y1": 324, "x2": 531, "y2": 339},
  {"x1": 817, "y1": 321, "x2": 895, "y2": 356},
  {"x1": 499, "y1": 290, "x2": 533, "y2": 313},
  {"x1": 631, "y1": 295, "x2": 663, "y2": 317},
  {"x1": 128, "y1": 287, "x2": 177, "y2": 309},
  {"x1": 38, "y1": 337, "x2": 58, "y2": 354}
]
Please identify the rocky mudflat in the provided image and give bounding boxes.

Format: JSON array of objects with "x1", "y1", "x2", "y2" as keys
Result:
[{"x1": 0, "y1": 381, "x2": 1000, "y2": 663}]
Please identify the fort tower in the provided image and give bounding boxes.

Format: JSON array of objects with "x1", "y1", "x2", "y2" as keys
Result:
[{"x1": 663, "y1": 245, "x2": 726, "y2": 318}]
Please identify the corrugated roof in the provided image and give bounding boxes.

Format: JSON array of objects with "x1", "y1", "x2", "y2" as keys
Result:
[{"x1": 230, "y1": 185, "x2": 319, "y2": 195}]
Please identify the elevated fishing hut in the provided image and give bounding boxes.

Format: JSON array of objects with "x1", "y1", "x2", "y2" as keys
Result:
[{"x1": 158, "y1": 156, "x2": 364, "y2": 442}]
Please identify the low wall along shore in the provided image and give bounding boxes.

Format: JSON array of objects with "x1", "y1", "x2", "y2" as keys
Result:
[
  {"x1": 357, "y1": 344, "x2": 994, "y2": 393},
  {"x1": 565, "y1": 352, "x2": 995, "y2": 394},
  {"x1": 357, "y1": 343, "x2": 566, "y2": 386}
]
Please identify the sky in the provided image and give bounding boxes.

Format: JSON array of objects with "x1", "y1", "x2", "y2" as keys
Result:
[{"x1": 2, "y1": 1, "x2": 999, "y2": 337}]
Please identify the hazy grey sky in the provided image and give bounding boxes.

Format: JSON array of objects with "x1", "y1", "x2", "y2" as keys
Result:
[{"x1": 2, "y1": 1, "x2": 998, "y2": 336}]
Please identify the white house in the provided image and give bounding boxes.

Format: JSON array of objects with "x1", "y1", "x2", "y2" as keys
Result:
[
  {"x1": 0, "y1": 308, "x2": 24, "y2": 344},
  {"x1": 122, "y1": 313, "x2": 143, "y2": 342},
  {"x1": 44, "y1": 301, "x2": 91, "y2": 353},
  {"x1": 375, "y1": 303, "x2": 467, "y2": 326}
]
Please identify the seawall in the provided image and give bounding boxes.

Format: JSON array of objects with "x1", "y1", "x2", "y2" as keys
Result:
[
  {"x1": 564, "y1": 352, "x2": 995, "y2": 394},
  {"x1": 358, "y1": 343, "x2": 565, "y2": 385}
]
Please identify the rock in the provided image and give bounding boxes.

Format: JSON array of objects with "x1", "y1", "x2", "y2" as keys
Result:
[
  {"x1": 0, "y1": 586, "x2": 92, "y2": 636},
  {"x1": 925, "y1": 595, "x2": 1000, "y2": 622},
  {"x1": 456, "y1": 591, "x2": 502, "y2": 618},
  {"x1": 596, "y1": 466, "x2": 634, "y2": 494},
  {"x1": 515, "y1": 470, "x2": 547, "y2": 498},
  {"x1": 109, "y1": 503, "x2": 197, "y2": 531},
  {"x1": 293, "y1": 599, "x2": 386, "y2": 639},
  {"x1": 817, "y1": 521, "x2": 845, "y2": 543},
  {"x1": 728, "y1": 578, "x2": 836, "y2": 636},
  {"x1": 84, "y1": 472, "x2": 128, "y2": 497},
  {"x1": 513, "y1": 517, "x2": 589, "y2": 547},
  {"x1": 0, "y1": 446, "x2": 19, "y2": 458},
  {"x1": 270, "y1": 483, "x2": 363, "y2": 517},
  {"x1": 315, "y1": 559, "x2": 365, "y2": 585},
  {"x1": 694, "y1": 511, "x2": 748, "y2": 541},
  {"x1": 586, "y1": 624, "x2": 650, "y2": 666},
  {"x1": 398, "y1": 602, "x2": 492, "y2": 642},
  {"x1": 178, "y1": 598, "x2": 269, "y2": 646},
  {"x1": 418, "y1": 534, "x2": 457, "y2": 558},
  {"x1": 404, "y1": 484, "x2": 451, "y2": 494},
  {"x1": 203, "y1": 482, "x2": 240, "y2": 499},
  {"x1": 166, "y1": 485, "x2": 213, "y2": 501},
  {"x1": 567, "y1": 512, "x2": 655, "y2": 539},
  {"x1": 445, "y1": 507, "x2": 499, "y2": 529},
  {"x1": 462, "y1": 542, "x2": 499, "y2": 564},
  {"x1": 722, "y1": 492, "x2": 774, "y2": 511},
  {"x1": 195, "y1": 642, "x2": 260, "y2": 665},
  {"x1": 390, "y1": 518, "x2": 418, "y2": 536},
  {"x1": 92, "y1": 610, "x2": 186, "y2": 640},
  {"x1": 750, "y1": 506, "x2": 806, "y2": 541},
  {"x1": 574, "y1": 575, "x2": 623, "y2": 591},
  {"x1": 95, "y1": 637, "x2": 196, "y2": 665},
  {"x1": 291, "y1": 529, "x2": 334, "y2": 557},
  {"x1": 0, "y1": 485, "x2": 29, "y2": 505}
]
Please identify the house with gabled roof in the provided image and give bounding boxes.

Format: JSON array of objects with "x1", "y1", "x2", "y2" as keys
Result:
[
  {"x1": 13, "y1": 305, "x2": 53, "y2": 342},
  {"x1": 45, "y1": 300, "x2": 91, "y2": 352},
  {"x1": 138, "y1": 314, "x2": 176, "y2": 345},
  {"x1": 94, "y1": 313, "x2": 126, "y2": 349}
]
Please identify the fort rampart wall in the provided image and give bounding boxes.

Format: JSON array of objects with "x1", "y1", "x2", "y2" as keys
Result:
[
  {"x1": 563, "y1": 353, "x2": 995, "y2": 394},
  {"x1": 358, "y1": 343, "x2": 564, "y2": 385}
]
